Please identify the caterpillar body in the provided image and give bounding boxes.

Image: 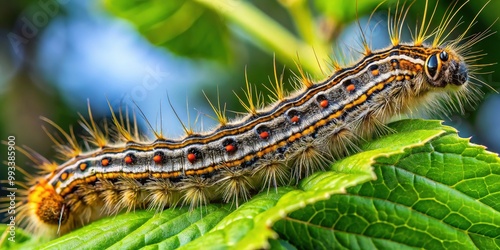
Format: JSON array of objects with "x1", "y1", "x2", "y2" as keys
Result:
[{"x1": 4, "y1": 0, "x2": 494, "y2": 240}]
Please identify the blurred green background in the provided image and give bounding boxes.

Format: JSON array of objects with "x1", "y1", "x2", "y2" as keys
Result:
[{"x1": 0, "y1": 0, "x2": 498, "y2": 188}]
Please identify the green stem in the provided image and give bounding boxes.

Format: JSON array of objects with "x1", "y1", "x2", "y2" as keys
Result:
[
  {"x1": 195, "y1": 0, "x2": 325, "y2": 77},
  {"x1": 278, "y1": 0, "x2": 329, "y2": 57}
]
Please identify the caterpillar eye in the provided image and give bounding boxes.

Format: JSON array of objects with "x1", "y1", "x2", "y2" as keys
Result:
[
  {"x1": 439, "y1": 51, "x2": 449, "y2": 61},
  {"x1": 425, "y1": 54, "x2": 439, "y2": 79}
]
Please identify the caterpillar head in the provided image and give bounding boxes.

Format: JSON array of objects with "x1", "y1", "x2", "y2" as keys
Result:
[{"x1": 424, "y1": 50, "x2": 468, "y2": 87}]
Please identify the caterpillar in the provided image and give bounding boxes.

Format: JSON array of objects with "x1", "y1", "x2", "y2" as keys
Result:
[{"x1": 3, "y1": 0, "x2": 494, "y2": 240}]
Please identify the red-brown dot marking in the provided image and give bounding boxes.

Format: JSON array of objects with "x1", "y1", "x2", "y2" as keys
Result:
[
  {"x1": 391, "y1": 59, "x2": 399, "y2": 68},
  {"x1": 60, "y1": 171, "x2": 69, "y2": 181},
  {"x1": 153, "y1": 155, "x2": 162, "y2": 163},
  {"x1": 101, "y1": 158, "x2": 110, "y2": 166},
  {"x1": 187, "y1": 153, "x2": 197, "y2": 163},
  {"x1": 369, "y1": 64, "x2": 380, "y2": 76},
  {"x1": 225, "y1": 144, "x2": 236, "y2": 152},
  {"x1": 79, "y1": 163, "x2": 87, "y2": 171},
  {"x1": 287, "y1": 110, "x2": 301, "y2": 124},
  {"x1": 223, "y1": 138, "x2": 237, "y2": 153},
  {"x1": 346, "y1": 84, "x2": 356, "y2": 92},
  {"x1": 125, "y1": 155, "x2": 134, "y2": 164},
  {"x1": 259, "y1": 131, "x2": 269, "y2": 139},
  {"x1": 320, "y1": 100, "x2": 329, "y2": 108},
  {"x1": 153, "y1": 153, "x2": 163, "y2": 163}
]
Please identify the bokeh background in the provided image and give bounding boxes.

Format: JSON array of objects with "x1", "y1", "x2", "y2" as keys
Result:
[{"x1": 1, "y1": 0, "x2": 499, "y2": 188}]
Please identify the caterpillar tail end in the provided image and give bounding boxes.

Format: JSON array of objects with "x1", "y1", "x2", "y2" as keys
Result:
[{"x1": 24, "y1": 180, "x2": 70, "y2": 237}]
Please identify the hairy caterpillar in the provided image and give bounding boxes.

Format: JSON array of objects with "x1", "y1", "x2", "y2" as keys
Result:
[{"x1": 3, "y1": 0, "x2": 495, "y2": 240}]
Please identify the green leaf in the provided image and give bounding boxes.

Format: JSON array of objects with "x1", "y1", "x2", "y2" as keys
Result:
[
  {"x1": 274, "y1": 120, "x2": 500, "y2": 249},
  {"x1": 0, "y1": 225, "x2": 42, "y2": 250},
  {"x1": 104, "y1": 0, "x2": 231, "y2": 62},
  {"x1": 37, "y1": 205, "x2": 230, "y2": 250}
]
